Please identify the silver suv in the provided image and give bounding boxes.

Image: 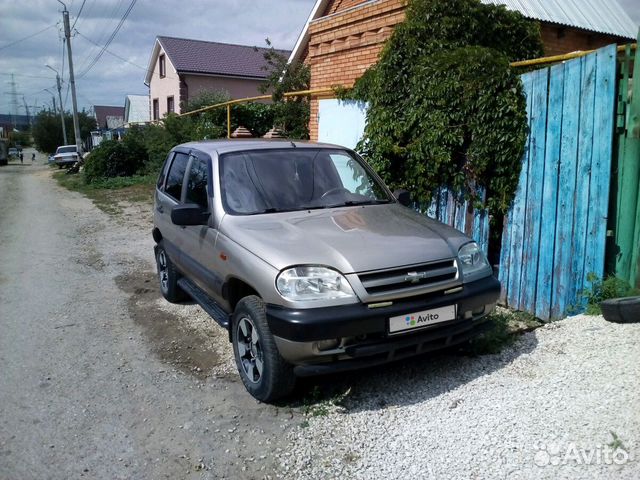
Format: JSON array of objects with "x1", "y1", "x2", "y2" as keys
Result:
[{"x1": 153, "y1": 140, "x2": 500, "y2": 401}]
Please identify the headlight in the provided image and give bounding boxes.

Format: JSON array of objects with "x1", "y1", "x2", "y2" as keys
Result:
[
  {"x1": 458, "y1": 242, "x2": 490, "y2": 277},
  {"x1": 276, "y1": 266, "x2": 356, "y2": 302}
]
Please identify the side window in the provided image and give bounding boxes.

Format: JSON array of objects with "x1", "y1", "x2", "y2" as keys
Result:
[
  {"x1": 156, "y1": 152, "x2": 174, "y2": 189},
  {"x1": 185, "y1": 156, "x2": 209, "y2": 209},
  {"x1": 164, "y1": 152, "x2": 189, "y2": 201}
]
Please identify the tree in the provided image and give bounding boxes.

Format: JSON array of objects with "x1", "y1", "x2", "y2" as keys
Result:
[
  {"x1": 348, "y1": 0, "x2": 543, "y2": 214},
  {"x1": 259, "y1": 39, "x2": 311, "y2": 139},
  {"x1": 32, "y1": 110, "x2": 96, "y2": 153}
]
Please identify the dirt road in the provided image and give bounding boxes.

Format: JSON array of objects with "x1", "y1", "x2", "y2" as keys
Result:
[{"x1": 0, "y1": 162, "x2": 297, "y2": 479}]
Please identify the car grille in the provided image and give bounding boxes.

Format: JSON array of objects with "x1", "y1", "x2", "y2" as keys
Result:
[{"x1": 358, "y1": 259, "x2": 458, "y2": 295}]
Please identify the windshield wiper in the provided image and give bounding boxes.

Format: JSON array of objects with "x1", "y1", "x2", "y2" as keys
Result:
[{"x1": 325, "y1": 199, "x2": 392, "y2": 208}]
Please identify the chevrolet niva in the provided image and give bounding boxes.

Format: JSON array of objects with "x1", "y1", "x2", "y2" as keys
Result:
[{"x1": 153, "y1": 140, "x2": 500, "y2": 402}]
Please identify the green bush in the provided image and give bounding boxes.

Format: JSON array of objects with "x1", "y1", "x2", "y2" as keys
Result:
[
  {"x1": 583, "y1": 274, "x2": 640, "y2": 315},
  {"x1": 84, "y1": 137, "x2": 146, "y2": 184}
]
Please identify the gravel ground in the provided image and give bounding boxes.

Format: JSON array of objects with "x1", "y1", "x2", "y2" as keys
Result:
[{"x1": 277, "y1": 314, "x2": 640, "y2": 479}]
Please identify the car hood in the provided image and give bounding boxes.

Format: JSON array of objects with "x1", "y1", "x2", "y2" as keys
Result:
[{"x1": 220, "y1": 203, "x2": 470, "y2": 273}]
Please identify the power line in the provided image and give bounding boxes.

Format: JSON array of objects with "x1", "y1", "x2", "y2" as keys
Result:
[
  {"x1": 74, "y1": 0, "x2": 123, "y2": 73},
  {"x1": 77, "y1": 0, "x2": 138, "y2": 79},
  {"x1": 70, "y1": 0, "x2": 87, "y2": 31},
  {"x1": 0, "y1": 73, "x2": 54, "y2": 80},
  {"x1": 75, "y1": 30, "x2": 177, "y2": 80},
  {"x1": 0, "y1": 24, "x2": 57, "y2": 52}
]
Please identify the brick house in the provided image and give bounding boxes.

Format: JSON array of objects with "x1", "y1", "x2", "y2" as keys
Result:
[
  {"x1": 144, "y1": 36, "x2": 290, "y2": 119},
  {"x1": 288, "y1": 0, "x2": 638, "y2": 140}
]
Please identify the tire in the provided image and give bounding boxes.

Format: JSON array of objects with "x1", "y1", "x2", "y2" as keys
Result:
[
  {"x1": 155, "y1": 242, "x2": 185, "y2": 303},
  {"x1": 231, "y1": 296, "x2": 295, "y2": 402},
  {"x1": 601, "y1": 296, "x2": 640, "y2": 324}
]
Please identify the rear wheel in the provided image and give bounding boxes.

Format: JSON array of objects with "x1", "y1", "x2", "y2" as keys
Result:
[
  {"x1": 155, "y1": 242, "x2": 185, "y2": 303},
  {"x1": 232, "y1": 296, "x2": 295, "y2": 402}
]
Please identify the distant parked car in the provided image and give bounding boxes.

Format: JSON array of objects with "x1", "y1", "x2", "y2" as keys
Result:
[
  {"x1": 53, "y1": 145, "x2": 80, "y2": 168},
  {"x1": 8, "y1": 147, "x2": 18, "y2": 159}
]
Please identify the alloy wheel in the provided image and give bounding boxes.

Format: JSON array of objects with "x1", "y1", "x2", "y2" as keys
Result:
[{"x1": 236, "y1": 316, "x2": 263, "y2": 384}]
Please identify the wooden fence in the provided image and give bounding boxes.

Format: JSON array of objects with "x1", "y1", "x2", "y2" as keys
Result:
[{"x1": 499, "y1": 45, "x2": 617, "y2": 320}]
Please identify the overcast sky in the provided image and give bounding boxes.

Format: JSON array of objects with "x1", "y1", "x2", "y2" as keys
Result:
[
  {"x1": 0, "y1": 0, "x2": 316, "y2": 115},
  {"x1": 1, "y1": 0, "x2": 639, "y2": 116}
]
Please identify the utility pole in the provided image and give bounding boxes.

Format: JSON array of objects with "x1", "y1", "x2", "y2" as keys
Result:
[
  {"x1": 58, "y1": 0, "x2": 82, "y2": 154},
  {"x1": 22, "y1": 96, "x2": 31, "y2": 127},
  {"x1": 46, "y1": 65, "x2": 68, "y2": 145},
  {"x1": 7, "y1": 74, "x2": 20, "y2": 129},
  {"x1": 44, "y1": 88, "x2": 60, "y2": 129}
]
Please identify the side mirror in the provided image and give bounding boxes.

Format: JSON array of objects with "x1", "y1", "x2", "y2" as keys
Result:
[
  {"x1": 393, "y1": 189, "x2": 412, "y2": 207},
  {"x1": 171, "y1": 204, "x2": 210, "y2": 226}
]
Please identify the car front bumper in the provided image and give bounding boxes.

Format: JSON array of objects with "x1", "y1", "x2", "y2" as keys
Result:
[
  {"x1": 265, "y1": 275, "x2": 501, "y2": 374},
  {"x1": 55, "y1": 158, "x2": 78, "y2": 165}
]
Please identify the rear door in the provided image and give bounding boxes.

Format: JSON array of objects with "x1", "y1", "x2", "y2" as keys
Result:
[{"x1": 155, "y1": 149, "x2": 190, "y2": 270}]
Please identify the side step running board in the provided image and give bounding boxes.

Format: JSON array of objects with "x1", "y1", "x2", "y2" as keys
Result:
[{"x1": 177, "y1": 278, "x2": 230, "y2": 329}]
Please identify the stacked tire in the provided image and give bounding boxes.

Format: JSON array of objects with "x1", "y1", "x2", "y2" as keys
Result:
[{"x1": 600, "y1": 297, "x2": 640, "y2": 323}]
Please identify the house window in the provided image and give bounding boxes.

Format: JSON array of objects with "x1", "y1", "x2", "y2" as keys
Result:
[
  {"x1": 152, "y1": 98, "x2": 159, "y2": 120},
  {"x1": 167, "y1": 96, "x2": 175, "y2": 114},
  {"x1": 159, "y1": 54, "x2": 166, "y2": 78}
]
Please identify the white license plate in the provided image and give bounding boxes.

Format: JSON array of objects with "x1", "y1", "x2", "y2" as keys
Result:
[{"x1": 389, "y1": 305, "x2": 457, "y2": 334}]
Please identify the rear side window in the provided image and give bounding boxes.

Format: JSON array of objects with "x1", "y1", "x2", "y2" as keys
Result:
[
  {"x1": 156, "y1": 152, "x2": 174, "y2": 189},
  {"x1": 185, "y1": 156, "x2": 209, "y2": 209},
  {"x1": 164, "y1": 152, "x2": 189, "y2": 201}
]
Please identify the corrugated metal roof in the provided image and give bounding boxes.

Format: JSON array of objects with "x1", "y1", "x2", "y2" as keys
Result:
[
  {"x1": 124, "y1": 95, "x2": 150, "y2": 124},
  {"x1": 482, "y1": 0, "x2": 638, "y2": 39}
]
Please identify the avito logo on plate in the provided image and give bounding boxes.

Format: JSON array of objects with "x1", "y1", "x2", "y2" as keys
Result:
[{"x1": 405, "y1": 313, "x2": 440, "y2": 326}]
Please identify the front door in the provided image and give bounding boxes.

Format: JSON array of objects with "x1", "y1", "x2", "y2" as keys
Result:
[{"x1": 180, "y1": 152, "x2": 225, "y2": 303}]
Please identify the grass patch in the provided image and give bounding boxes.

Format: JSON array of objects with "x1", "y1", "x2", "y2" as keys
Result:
[
  {"x1": 299, "y1": 385, "x2": 351, "y2": 419},
  {"x1": 53, "y1": 170, "x2": 155, "y2": 214},
  {"x1": 582, "y1": 274, "x2": 640, "y2": 315},
  {"x1": 466, "y1": 307, "x2": 544, "y2": 355}
]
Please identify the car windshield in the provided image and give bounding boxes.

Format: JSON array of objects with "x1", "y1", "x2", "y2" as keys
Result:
[
  {"x1": 57, "y1": 146, "x2": 76, "y2": 154},
  {"x1": 220, "y1": 148, "x2": 392, "y2": 215}
]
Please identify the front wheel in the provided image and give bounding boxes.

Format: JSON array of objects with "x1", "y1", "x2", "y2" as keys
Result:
[{"x1": 232, "y1": 296, "x2": 295, "y2": 402}]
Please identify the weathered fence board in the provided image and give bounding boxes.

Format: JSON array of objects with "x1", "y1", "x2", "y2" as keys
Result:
[
  {"x1": 501, "y1": 44, "x2": 617, "y2": 320},
  {"x1": 535, "y1": 63, "x2": 564, "y2": 319},
  {"x1": 521, "y1": 68, "x2": 549, "y2": 314}
]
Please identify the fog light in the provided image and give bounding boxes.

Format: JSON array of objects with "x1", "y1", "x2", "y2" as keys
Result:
[
  {"x1": 316, "y1": 339, "x2": 340, "y2": 351},
  {"x1": 472, "y1": 305, "x2": 485, "y2": 316}
]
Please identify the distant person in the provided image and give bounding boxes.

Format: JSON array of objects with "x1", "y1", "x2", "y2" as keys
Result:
[
  {"x1": 31, "y1": 152, "x2": 36, "y2": 162},
  {"x1": 19, "y1": 152, "x2": 23, "y2": 164}
]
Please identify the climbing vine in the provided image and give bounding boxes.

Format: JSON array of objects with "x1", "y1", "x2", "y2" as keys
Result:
[{"x1": 346, "y1": 0, "x2": 543, "y2": 214}]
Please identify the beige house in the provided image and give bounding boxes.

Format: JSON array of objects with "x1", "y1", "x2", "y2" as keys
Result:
[{"x1": 144, "y1": 36, "x2": 289, "y2": 119}]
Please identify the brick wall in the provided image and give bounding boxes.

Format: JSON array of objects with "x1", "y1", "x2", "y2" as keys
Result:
[
  {"x1": 307, "y1": 0, "x2": 405, "y2": 140},
  {"x1": 540, "y1": 24, "x2": 628, "y2": 56}
]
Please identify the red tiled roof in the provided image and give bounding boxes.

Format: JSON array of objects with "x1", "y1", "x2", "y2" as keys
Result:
[{"x1": 94, "y1": 105, "x2": 124, "y2": 130}]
